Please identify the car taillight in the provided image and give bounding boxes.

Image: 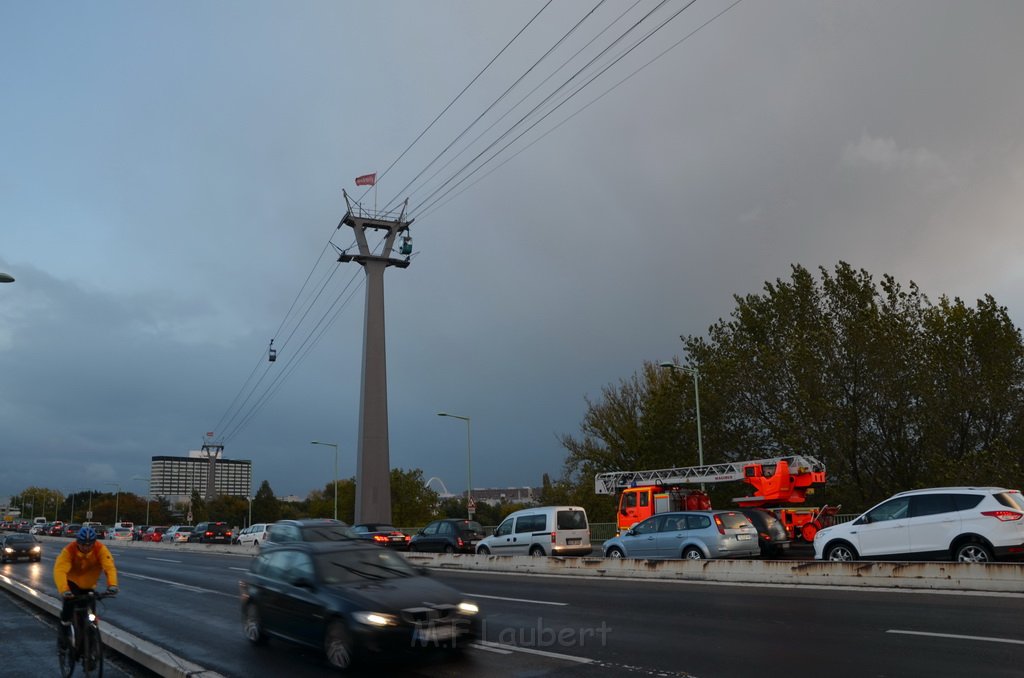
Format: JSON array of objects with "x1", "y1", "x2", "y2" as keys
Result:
[
  {"x1": 373, "y1": 535, "x2": 388, "y2": 543},
  {"x1": 551, "y1": 531, "x2": 556, "y2": 543},
  {"x1": 981, "y1": 510, "x2": 1023, "y2": 522},
  {"x1": 713, "y1": 515, "x2": 726, "y2": 535},
  {"x1": 457, "y1": 537, "x2": 464, "y2": 547}
]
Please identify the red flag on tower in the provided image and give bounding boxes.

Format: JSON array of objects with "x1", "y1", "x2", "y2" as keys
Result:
[{"x1": 355, "y1": 173, "x2": 376, "y2": 187}]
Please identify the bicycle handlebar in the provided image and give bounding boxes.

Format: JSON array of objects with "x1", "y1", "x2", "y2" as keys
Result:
[{"x1": 65, "y1": 590, "x2": 118, "y2": 602}]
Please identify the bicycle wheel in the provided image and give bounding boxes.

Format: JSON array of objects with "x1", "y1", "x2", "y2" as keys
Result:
[
  {"x1": 58, "y1": 622, "x2": 76, "y2": 678},
  {"x1": 82, "y1": 624, "x2": 104, "y2": 677}
]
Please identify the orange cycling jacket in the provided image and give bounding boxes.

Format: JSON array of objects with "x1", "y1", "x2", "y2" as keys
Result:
[{"x1": 53, "y1": 541, "x2": 119, "y2": 595}]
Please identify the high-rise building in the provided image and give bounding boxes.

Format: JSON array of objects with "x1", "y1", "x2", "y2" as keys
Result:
[{"x1": 150, "y1": 451, "x2": 252, "y2": 504}]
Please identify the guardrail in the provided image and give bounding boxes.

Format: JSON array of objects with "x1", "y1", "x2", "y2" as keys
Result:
[{"x1": 408, "y1": 552, "x2": 1024, "y2": 594}]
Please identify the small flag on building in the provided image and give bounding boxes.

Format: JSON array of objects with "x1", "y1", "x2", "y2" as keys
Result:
[{"x1": 355, "y1": 172, "x2": 376, "y2": 187}]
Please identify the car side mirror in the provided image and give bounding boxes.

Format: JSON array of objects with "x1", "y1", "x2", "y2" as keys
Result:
[
  {"x1": 625, "y1": 528, "x2": 635, "y2": 536},
  {"x1": 854, "y1": 516, "x2": 869, "y2": 525},
  {"x1": 292, "y1": 576, "x2": 315, "y2": 589},
  {"x1": 417, "y1": 566, "x2": 431, "y2": 576}
]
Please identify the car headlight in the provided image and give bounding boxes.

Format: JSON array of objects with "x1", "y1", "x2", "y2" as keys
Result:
[
  {"x1": 31, "y1": 546, "x2": 41, "y2": 552},
  {"x1": 352, "y1": 611, "x2": 398, "y2": 627},
  {"x1": 3, "y1": 547, "x2": 13, "y2": 554},
  {"x1": 457, "y1": 601, "x2": 479, "y2": 615}
]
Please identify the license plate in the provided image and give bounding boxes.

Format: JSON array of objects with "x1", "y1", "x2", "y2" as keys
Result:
[
  {"x1": 737, "y1": 534, "x2": 752, "y2": 540},
  {"x1": 390, "y1": 536, "x2": 404, "y2": 541},
  {"x1": 566, "y1": 538, "x2": 581, "y2": 545},
  {"x1": 413, "y1": 624, "x2": 457, "y2": 643}
]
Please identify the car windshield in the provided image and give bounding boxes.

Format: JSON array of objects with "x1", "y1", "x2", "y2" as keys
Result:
[
  {"x1": 995, "y1": 491, "x2": 1024, "y2": 511},
  {"x1": 7, "y1": 534, "x2": 34, "y2": 542},
  {"x1": 300, "y1": 525, "x2": 361, "y2": 541},
  {"x1": 557, "y1": 510, "x2": 587, "y2": 530},
  {"x1": 716, "y1": 513, "x2": 752, "y2": 530},
  {"x1": 316, "y1": 548, "x2": 418, "y2": 584},
  {"x1": 455, "y1": 521, "x2": 485, "y2": 537}
]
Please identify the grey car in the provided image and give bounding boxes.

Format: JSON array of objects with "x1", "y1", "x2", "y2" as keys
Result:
[{"x1": 604, "y1": 511, "x2": 760, "y2": 560}]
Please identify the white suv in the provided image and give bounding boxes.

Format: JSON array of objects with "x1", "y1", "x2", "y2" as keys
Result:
[
  {"x1": 814, "y1": 486, "x2": 1024, "y2": 563},
  {"x1": 236, "y1": 523, "x2": 270, "y2": 547}
]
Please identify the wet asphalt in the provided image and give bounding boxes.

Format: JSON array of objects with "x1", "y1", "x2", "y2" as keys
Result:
[{"x1": 0, "y1": 588, "x2": 152, "y2": 678}]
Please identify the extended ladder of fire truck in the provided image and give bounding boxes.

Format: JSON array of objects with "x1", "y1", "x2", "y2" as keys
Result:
[{"x1": 594, "y1": 454, "x2": 826, "y2": 506}]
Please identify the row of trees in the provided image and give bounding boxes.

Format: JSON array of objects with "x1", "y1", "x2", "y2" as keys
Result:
[
  {"x1": 10, "y1": 469, "x2": 537, "y2": 530},
  {"x1": 550, "y1": 262, "x2": 1024, "y2": 521}
]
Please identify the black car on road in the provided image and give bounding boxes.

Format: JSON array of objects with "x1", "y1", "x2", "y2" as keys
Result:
[
  {"x1": 737, "y1": 508, "x2": 792, "y2": 557},
  {"x1": 188, "y1": 521, "x2": 233, "y2": 544},
  {"x1": 264, "y1": 518, "x2": 360, "y2": 546},
  {"x1": 240, "y1": 541, "x2": 480, "y2": 670},
  {"x1": 352, "y1": 523, "x2": 411, "y2": 550},
  {"x1": 1, "y1": 533, "x2": 42, "y2": 563},
  {"x1": 408, "y1": 519, "x2": 486, "y2": 554}
]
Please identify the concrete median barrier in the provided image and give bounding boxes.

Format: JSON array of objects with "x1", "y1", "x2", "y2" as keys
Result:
[{"x1": 406, "y1": 552, "x2": 1024, "y2": 594}]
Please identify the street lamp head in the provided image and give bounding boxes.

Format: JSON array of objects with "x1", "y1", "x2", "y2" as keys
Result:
[
  {"x1": 658, "y1": 361, "x2": 674, "y2": 368},
  {"x1": 0, "y1": 272, "x2": 14, "y2": 283},
  {"x1": 437, "y1": 412, "x2": 448, "y2": 417}
]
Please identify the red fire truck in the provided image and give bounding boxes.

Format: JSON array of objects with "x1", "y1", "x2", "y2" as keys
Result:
[{"x1": 594, "y1": 455, "x2": 835, "y2": 539}]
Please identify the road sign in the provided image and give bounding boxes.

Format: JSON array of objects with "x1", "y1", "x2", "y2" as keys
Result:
[
  {"x1": 187, "y1": 512, "x2": 193, "y2": 523},
  {"x1": 86, "y1": 511, "x2": 93, "y2": 520}
]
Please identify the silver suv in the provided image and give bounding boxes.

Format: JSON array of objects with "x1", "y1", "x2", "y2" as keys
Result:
[{"x1": 814, "y1": 486, "x2": 1024, "y2": 563}]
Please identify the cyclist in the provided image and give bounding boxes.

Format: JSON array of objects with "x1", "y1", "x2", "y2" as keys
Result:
[{"x1": 53, "y1": 525, "x2": 119, "y2": 649}]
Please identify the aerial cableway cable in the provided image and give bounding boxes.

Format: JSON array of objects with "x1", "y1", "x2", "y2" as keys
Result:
[
  {"x1": 381, "y1": 0, "x2": 608, "y2": 213},
  {"x1": 418, "y1": 0, "x2": 745, "y2": 222},
  {"x1": 360, "y1": 0, "x2": 554, "y2": 207},
  {"x1": 409, "y1": 0, "x2": 691, "y2": 220},
  {"x1": 401, "y1": 0, "x2": 644, "y2": 211}
]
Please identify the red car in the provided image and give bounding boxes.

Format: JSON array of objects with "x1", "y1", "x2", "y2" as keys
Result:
[{"x1": 144, "y1": 526, "x2": 169, "y2": 542}]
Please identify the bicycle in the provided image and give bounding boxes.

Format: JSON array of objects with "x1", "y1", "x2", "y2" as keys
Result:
[{"x1": 58, "y1": 590, "x2": 116, "y2": 678}]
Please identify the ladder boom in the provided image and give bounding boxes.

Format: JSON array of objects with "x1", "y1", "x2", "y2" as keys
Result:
[{"x1": 593, "y1": 455, "x2": 825, "y2": 495}]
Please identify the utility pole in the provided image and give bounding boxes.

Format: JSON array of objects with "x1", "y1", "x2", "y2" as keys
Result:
[{"x1": 336, "y1": 189, "x2": 413, "y2": 524}]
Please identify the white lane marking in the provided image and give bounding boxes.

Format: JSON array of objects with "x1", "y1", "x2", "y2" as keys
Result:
[
  {"x1": 473, "y1": 640, "x2": 593, "y2": 663},
  {"x1": 464, "y1": 593, "x2": 567, "y2": 606},
  {"x1": 120, "y1": 571, "x2": 236, "y2": 597},
  {"x1": 470, "y1": 642, "x2": 512, "y2": 655},
  {"x1": 888, "y1": 629, "x2": 1024, "y2": 645},
  {"x1": 229, "y1": 567, "x2": 249, "y2": 572},
  {"x1": 146, "y1": 557, "x2": 181, "y2": 564}
]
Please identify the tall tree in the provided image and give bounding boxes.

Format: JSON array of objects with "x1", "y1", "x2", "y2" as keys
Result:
[
  {"x1": 251, "y1": 480, "x2": 280, "y2": 523},
  {"x1": 560, "y1": 262, "x2": 1024, "y2": 513}
]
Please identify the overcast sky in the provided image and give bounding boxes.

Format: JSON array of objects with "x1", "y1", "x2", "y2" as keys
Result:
[{"x1": 3, "y1": 1, "x2": 1023, "y2": 503}]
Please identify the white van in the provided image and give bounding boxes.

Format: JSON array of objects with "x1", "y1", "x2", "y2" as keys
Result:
[{"x1": 476, "y1": 506, "x2": 591, "y2": 556}]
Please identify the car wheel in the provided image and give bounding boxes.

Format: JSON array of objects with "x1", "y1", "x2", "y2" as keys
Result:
[
  {"x1": 682, "y1": 546, "x2": 704, "y2": 560},
  {"x1": 324, "y1": 620, "x2": 355, "y2": 670},
  {"x1": 443, "y1": 544, "x2": 455, "y2": 554},
  {"x1": 825, "y1": 542, "x2": 858, "y2": 561},
  {"x1": 606, "y1": 546, "x2": 625, "y2": 559},
  {"x1": 529, "y1": 545, "x2": 546, "y2": 557},
  {"x1": 954, "y1": 541, "x2": 993, "y2": 563},
  {"x1": 477, "y1": 545, "x2": 490, "y2": 555},
  {"x1": 243, "y1": 602, "x2": 268, "y2": 645}
]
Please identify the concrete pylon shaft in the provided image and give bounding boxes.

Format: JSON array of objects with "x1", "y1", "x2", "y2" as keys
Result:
[{"x1": 355, "y1": 260, "x2": 391, "y2": 524}]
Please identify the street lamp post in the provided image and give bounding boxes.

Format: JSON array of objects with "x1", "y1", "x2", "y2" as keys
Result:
[
  {"x1": 659, "y1": 362, "x2": 705, "y2": 488},
  {"x1": 104, "y1": 482, "x2": 121, "y2": 525},
  {"x1": 437, "y1": 412, "x2": 473, "y2": 520},
  {"x1": 133, "y1": 476, "x2": 151, "y2": 526},
  {"x1": 246, "y1": 496, "x2": 253, "y2": 527},
  {"x1": 310, "y1": 441, "x2": 339, "y2": 520}
]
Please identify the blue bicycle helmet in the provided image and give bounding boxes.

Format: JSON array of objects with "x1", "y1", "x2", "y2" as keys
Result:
[{"x1": 76, "y1": 526, "x2": 97, "y2": 544}]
